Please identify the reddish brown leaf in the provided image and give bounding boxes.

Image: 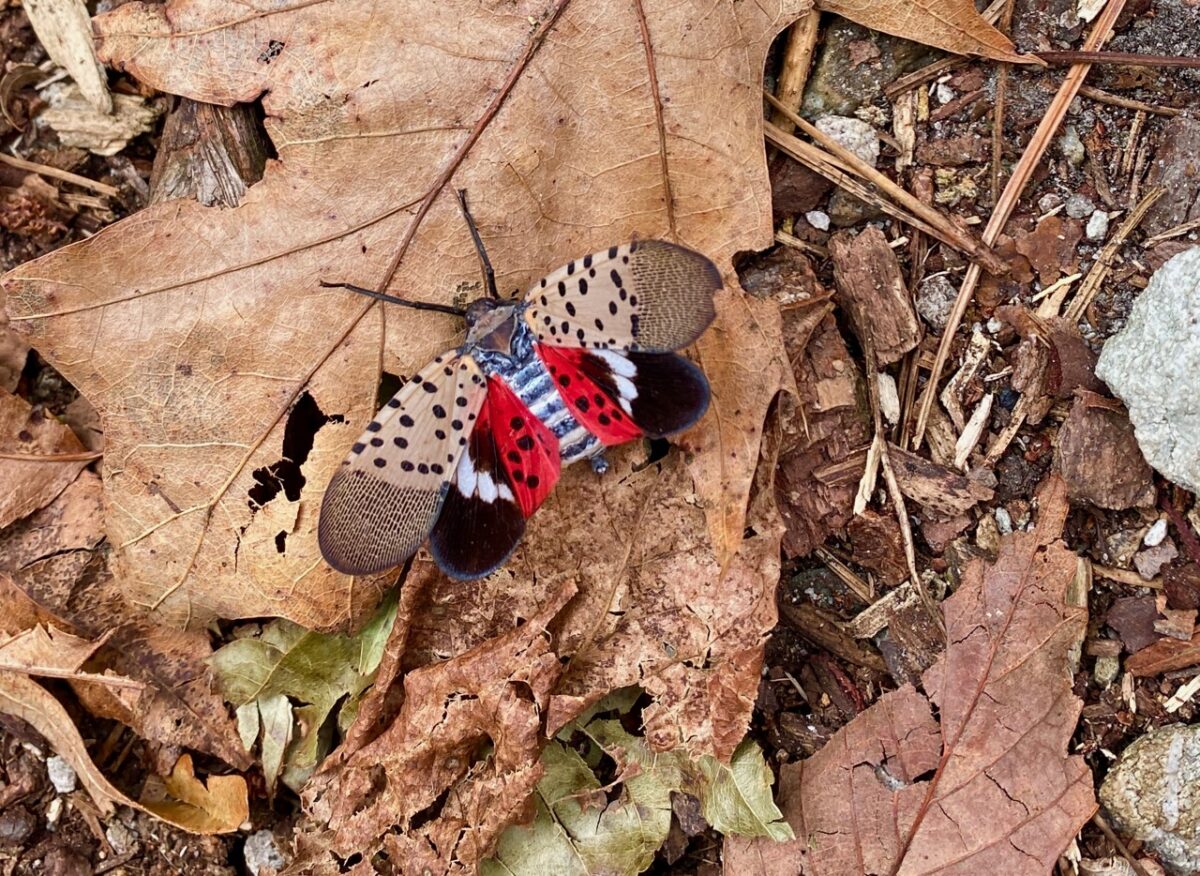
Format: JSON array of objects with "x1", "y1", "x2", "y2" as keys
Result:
[
  {"x1": 298, "y1": 584, "x2": 572, "y2": 870},
  {"x1": 725, "y1": 477, "x2": 1095, "y2": 874}
]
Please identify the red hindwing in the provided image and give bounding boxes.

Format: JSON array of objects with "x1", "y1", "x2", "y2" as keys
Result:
[
  {"x1": 484, "y1": 377, "x2": 560, "y2": 517},
  {"x1": 536, "y1": 345, "x2": 642, "y2": 446}
]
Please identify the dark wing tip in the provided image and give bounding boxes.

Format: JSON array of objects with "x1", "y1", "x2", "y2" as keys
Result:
[{"x1": 428, "y1": 487, "x2": 526, "y2": 580}]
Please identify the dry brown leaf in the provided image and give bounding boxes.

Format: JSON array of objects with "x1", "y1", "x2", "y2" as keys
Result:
[
  {"x1": 139, "y1": 753, "x2": 249, "y2": 835},
  {"x1": 0, "y1": 623, "x2": 104, "y2": 675},
  {"x1": 0, "y1": 630, "x2": 246, "y2": 834},
  {"x1": 5, "y1": 0, "x2": 804, "y2": 639},
  {"x1": 0, "y1": 386, "x2": 90, "y2": 530},
  {"x1": 0, "y1": 465, "x2": 250, "y2": 769},
  {"x1": 299, "y1": 584, "x2": 572, "y2": 871},
  {"x1": 725, "y1": 476, "x2": 1096, "y2": 874},
  {"x1": 816, "y1": 0, "x2": 1027, "y2": 63}
]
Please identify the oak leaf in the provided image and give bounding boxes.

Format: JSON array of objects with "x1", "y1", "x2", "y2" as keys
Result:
[{"x1": 724, "y1": 476, "x2": 1097, "y2": 874}]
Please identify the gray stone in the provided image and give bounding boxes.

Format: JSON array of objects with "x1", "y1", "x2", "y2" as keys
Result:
[
  {"x1": 244, "y1": 829, "x2": 288, "y2": 876},
  {"x1": 1086, "y1": 210, "x2": 1109, "y2": 241},
  {"x1": 1101, "y1": 723, "x2": 1200, "y2": 874},
  {"x1": 1066, "y1": 193, "x2": 1095, "y2": 219},
  {"x1": 915, "y1": 274, "x2": 957, "y2": 331},
  {"x1": 802, "y1": 19, "x2": 937, "y2": 117},
  {"x1": 46, "y1": 755, "x2": 77, "y2": 794},
  {"x1": 814, "y1": 115, "x2": 879, "y2": 167},
  {"x1": 1097, "y1": 246, "x2": 1200, "y2": 493}
]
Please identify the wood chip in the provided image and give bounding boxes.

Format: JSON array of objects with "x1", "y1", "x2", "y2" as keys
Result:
[{"x1": 829, "y1": 227, "x2": 922, "y2": 365}]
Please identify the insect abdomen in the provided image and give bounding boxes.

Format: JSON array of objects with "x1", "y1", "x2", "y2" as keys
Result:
[{"x1": 504, "y1": 356, "x2": 599, "y2": 465}]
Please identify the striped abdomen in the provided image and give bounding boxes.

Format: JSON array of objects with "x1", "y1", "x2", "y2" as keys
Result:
[{"x1": 501, "y1": 355, "x2": 599, "y2": 465}]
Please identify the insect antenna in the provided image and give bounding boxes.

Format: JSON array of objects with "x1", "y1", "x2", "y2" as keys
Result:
[
  {"x1": 318, "y1": 281, "x2": 467, "y2": 317},
  {"x1": 454, "y1": 188, "x2": 499, "y2": 299}
]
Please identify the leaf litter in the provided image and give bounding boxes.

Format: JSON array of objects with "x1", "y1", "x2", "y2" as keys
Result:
[
  {"x1": 0, "y1": 0, "x2": 1127, "y2": 871},
  {"x1": 725, "y1": 476, "x2": 1095, "y2": 874}
]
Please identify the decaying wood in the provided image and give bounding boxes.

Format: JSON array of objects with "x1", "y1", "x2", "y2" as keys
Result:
[
  {"x1": 778, "y1": 601, "x2": 887, "y2": 673},
  {"x1": 769, "y1": 12, "x2": 820, "y2": 135},
  {"x1": 828, "y1": 227, "x2": 921, "y2": 366},
  {"x1": 149, "y1": 98, "x2": 268, "y2": 207},
  {"x1": 887, "y1": 444, "x2": 994, "y2": 518}
]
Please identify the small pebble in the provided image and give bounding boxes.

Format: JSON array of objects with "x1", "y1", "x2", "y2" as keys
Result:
[
  {"x1": 47, "y1": 755, "x2": 77, "y2": 794},
  {"x1": 935, "y1": 82, "x2": 956, "y2": 105},
  {"x1": 986, "y1": 316, "x2": 1003, "y2": 334},
  {"x1": 1065, "y1": 193, "x2": 1095, "y2": 219},
  {"x1": 1060, "y1": 126, "x2": 1086, "y2": 165},
  {"x1": 1037, "y1": 193, "x2": 1063, "y2": 213},
  {"x1": 804, "y1": 210, "x2": 830, "y2": 231},
  {"x1": 1086, "y1": 209, "x2": 1110, "y2": 241},
  {"x1": 1135, "y1": 541, "x2": 1178, "y2": 580},
  {"x1": 105, "y1": 821, "x2": 136, "y2": 856},
  {"x1": 0, "y1": 806, "x2": 37, "y2": 846},
  {"x1": 915, "y1": 274, "x2": 957, "y2": 331},
  {"x1": 814, "y1": 115, "x2": 880, "y2": 166},
  {"x1": 994, "y1": 507, "x2": 1013, "y2": 534},
  {"x1": 877, "y1": 372, "x2": 900, "y2": 424},
  {"x1": 1145, "y1": 519, "x2": 1169, "y2": 547},
  {"x1": 244, "y1": 829, "x2": 288, "y2": 876},
  {"x1": 46, "y1": 796, "x2": 63, "y2": 827},
  {"x1": 997, "y1": 388, "x2": 1019, "y2": 411},
  {"x1": 1093, "y1": 655, "x2": 1120, "y2": 689}
]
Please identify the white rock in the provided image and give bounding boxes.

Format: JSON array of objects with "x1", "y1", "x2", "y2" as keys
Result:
[
  {"x1": 1097, "y1": 246, "x2": 1200, "y2": 493},
  {"x1": 994, "y1": 507, "x2": 1013, "y2": 535},
  {"x1": 1086, "y1": 209, "x2": 1110, "y2": 241},
  {"x1": 47, "y1": 755, "x2": 77, "y2": 794},
  {"x1": 244, "y1": 829, "x2": 288, "y2": 876},
  {"x1": 814, "y1": 115, "x2": 880, "y2": 167},
  {"x1": 986, "y1": 317, "x2": 1003, "y2": 334},
  {"x1": 935, "y1": 83, "x2": 956, "y2": 105},
  {"x1": 1066, "y1": 193, "x2": 1095, "y2": 219},
  {"x1": 1060, "y1": 125, "x2": 1086, "y2": 165},
  {"x1": 1145, "y1": 519, "x2": 1169, "y2": 547},
  {"x1": 877, "y1": 372, "x2": 900, "y2": 424},
  {"x1": 804, "y1": 210, "x2": 830, "y2": 232}
]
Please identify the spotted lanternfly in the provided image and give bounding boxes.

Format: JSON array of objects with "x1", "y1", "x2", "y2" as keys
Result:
[{"x1": 317, "y1": 192, "x2": 721, "y2": 580}]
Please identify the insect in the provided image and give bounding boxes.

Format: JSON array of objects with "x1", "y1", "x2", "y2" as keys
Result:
[{"x1": 317, "y1": 192, "x2": 721, "y2": 580}]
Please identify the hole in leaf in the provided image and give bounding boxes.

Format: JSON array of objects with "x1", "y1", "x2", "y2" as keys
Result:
[
  {"x1": 248, "y1": 391, "x2": 344, "y2": 509},
  {"x1": 274, "y1": 531, "x2": 287, "y2": 553}
]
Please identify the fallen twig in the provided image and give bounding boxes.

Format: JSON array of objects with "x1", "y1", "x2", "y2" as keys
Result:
[{"x1": 912, "y1": 0, "x2": 1129, "y2": 449}]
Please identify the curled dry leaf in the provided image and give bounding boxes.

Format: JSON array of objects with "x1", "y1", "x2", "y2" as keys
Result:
[
  {"x1": 0, "y1": 473, "x2": 251, "y2": 770},
  {"x1": 0, "y1": 386, "x2": 90, "y2": 530},
  {"x1": 815, "y1": 0, "x2": 1029, "y2": 63},
  {"x1": 725, "y1": 476, "x2": 1096, "y2": 874},
  {"x1": 0, "y1": 632, "x2": 246, "y2": 834},
  {"x1": 298, "y1": 584, "x2": 573, "y2": 872},
  {"x1": 139, "y1": 753, "x2": 249, "y2": 835}
]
